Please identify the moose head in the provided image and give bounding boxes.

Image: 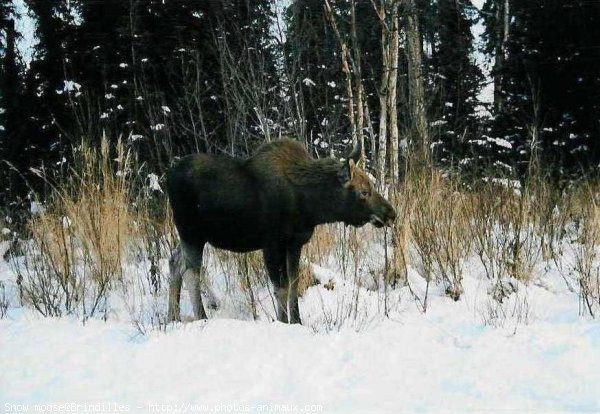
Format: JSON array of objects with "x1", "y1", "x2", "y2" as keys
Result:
[{"x1": 337, "y1": 141, "x2": 397, "y2": 228}]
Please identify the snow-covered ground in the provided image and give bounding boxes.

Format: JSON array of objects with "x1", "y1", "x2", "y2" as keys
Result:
[{"x1": 1, "y1": 233, "x2": 600, "y2": 413}]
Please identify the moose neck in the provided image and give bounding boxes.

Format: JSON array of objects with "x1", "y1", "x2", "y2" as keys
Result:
[{"x1": 291, "y1": 159, "x2": 349, "y2": 227}]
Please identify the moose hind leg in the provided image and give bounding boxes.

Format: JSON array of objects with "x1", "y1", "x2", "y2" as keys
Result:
[
  {"x1": 183, "y1": 267, "x2": 207, "y2": 320},
  {"x1": 286, "y1": 246, "x2": 302, "y2": 324},
  {"x1": 168, "y1": 246, "x2": 184, "y2": 322},
  {"x1": 181, "y1": 242, "x2": 208, "y2": 320},
  {"x1": 275, "y1": 285, "x2": 289, "y2": 323},
  {"x1": 263, "y1": 246, "x2": 289, "y2": 323}
]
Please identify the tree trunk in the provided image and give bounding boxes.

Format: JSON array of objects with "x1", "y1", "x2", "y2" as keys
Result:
[
  {"x1": 405, "y1": 0, "x2": 429, "y2": 161},
  {"x1": 375, "y1": 0, "x2": 400, "y2": 182},
  {"x1": 494, "y1": 0, "x2": 510, "y2": 112},
  {"x1": 351, "y1": 0, "x2": 366, "y2": 159},
  {"x1": 324, "y1": 0, "x2": 357, "y2": 146},
  {"x1": 377, "y1": 1, "x2": 389, "y2": 181},
  {"x1": 388, "y1": 2, "x2": 400, "y2": 181}
]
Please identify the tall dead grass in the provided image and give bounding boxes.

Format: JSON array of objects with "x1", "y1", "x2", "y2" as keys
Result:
[
  {"x1": 568, "y1": 182, "x2": 600, "y2": 317},
  {"x1": 9, "y1": 138, "x2": 600, "y2": 325},
  {"x1": 14, "y1": 137, "x2": 158, "y2": 320},
  {"x1": 390, "y1": 163, "x2": 471, "y2": 310},
  {"x1": 389, "y1": 159, "x2": 600, "y2": 319}
]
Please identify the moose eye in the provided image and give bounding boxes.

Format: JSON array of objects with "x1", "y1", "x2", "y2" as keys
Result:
[{"x1": 360, "y1": 190, "x2": 370, "y2": 198}]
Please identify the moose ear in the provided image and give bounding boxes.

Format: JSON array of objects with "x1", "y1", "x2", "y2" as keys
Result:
[
  {"x1": 338, "y1": 158, "x2": 357, "y2": 186},
  {"x1": 338, "y1": 140, "x2": 362, "y2": 185},
  {"x1": 348, "y1": 140, "x2": 362, "y2": 165},
  {"x1": 348, "y1": 158, "x2": 358, "y2": 179}
]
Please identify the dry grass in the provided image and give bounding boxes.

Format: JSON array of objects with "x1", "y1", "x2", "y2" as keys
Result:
[
  {"x1": 385, "y1": 159, "x2": 600, "y2": 318},
  {"x1": 10, "y1": 137, "x2": 600, "y2": 324},
  {"x1": 62, "y1": 138, "x2": 135, "y2": 282},
  {"x1": 16, "y1": 137, "x2": 143, "y2": 319},
  {"x1": 304, "y1": 225, "x2": 336, "y2": 265},
  {"x1": 567, "y1": 182, "x2": 600, "y2": 316},
  {"x1": 389, "y1": 164, "x2": 471, "y2": 307}
]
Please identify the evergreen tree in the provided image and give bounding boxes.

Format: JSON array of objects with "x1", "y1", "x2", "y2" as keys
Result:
[
  {"x1": 481, "y1": 0, "x2": 509, "y2": 113},
  {"x1": 70, "y1": 0, "x2": 131, "y2": 140},
  {"x1": 1, "y1": 2, "x2": 28, "y2": 200},
  {"x1": 430, "y1": 0, "x2": 482, "y2": 166},
  {"x1": 24, "y1": 0, "x2": 77, "y2": 161},
  {"x1": 286, "y1": 0, "x2": 383, "y2": 158},
  {"x1": 484, "y1": 0, "x2": 600, "y2": 177},
  {"x1": 523, "y1": 0, "x2": 600, "y2": 174},
  {"x1": 66, "y1": 0, "x2": 276, "y2": 163},
  {"x1": 0, "y1": 1, "x2": 16, "y2": 146},
  {"x1": 285, "y1": 0, "x2": 344, "y2": 154}
]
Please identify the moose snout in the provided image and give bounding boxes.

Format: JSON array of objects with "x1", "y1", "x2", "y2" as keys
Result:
[
  {"x1": 385, "y1": 204, "x2": 397, "y2": 226},
  {"x1": 372, "y1": 194, "x2": 397, "y2": 227}
]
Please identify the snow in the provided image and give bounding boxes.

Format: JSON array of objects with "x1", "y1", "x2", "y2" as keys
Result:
[
  {"x1": 482, "y1": 177, "x2": 522, "y2": 194},
  {"x1": 303, "y1": 78, "x2": 316, "y2": 87},
  {"x1": 64, "y1": 80, "x2": 82, "y2": 92},
  {"x1": 430, "y1": 120, "x2": 448, "y2": 127},
  {"x1": 1, "y1": 225, "x2": 600, "y2": 413},
  {"x1": 477, "y1": 81, "x2": 495, "y2": 105},
  {"x1": 61, "y1": 216, "x2": 72, "y2": 228},
  {"x1": 2, "y1": 311, "x2": 598, "y2": 412},
  {"x1": 471, "y1": 0, "x2": 486, "y2": 11},
  {"x1": 13, "y1": 0, "x2": 36, "y2": 65},
  {"x1": 470, "y1": 0, "x2": 495, "y2": 115},
  {"x1": 487, "y1": 137, "x2": 513, "y2": 149},
  {"x1": 29, "y1": 201, "x2": 45, "y2": 215},
  {"x1": 147, "y1": 173, "x2": 163, "y2": 193}
]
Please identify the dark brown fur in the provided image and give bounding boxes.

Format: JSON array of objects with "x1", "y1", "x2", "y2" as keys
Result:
[{"x1": 166, "y1": 139, "x2": 396, "y2": 324}]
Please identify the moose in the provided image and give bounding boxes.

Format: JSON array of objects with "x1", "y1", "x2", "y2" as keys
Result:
[{"x1": 166, "y1": 138, "x2": 396, "y2": 324}]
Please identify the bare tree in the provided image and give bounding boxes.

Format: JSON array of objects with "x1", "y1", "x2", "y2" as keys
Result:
[
  {"x1": 493, "y1": 0, "x2": 510, "y2": 113},
  {"x1": 325, "y1": 0, "x2": 403, "y2": 181},
  {"x1": 374, "y1": 0, "x2": 390, "y2": 181},
  {"x1": 372, "y1": 0, "x2": 400, "y2": 182},
  {"x1": 324, "y1": 0, "x2": 365, "y2": 156},
  {"x1": 404, "y1": 0, "x2": 429, "y2": 160},
  {"x1": 387, "y1": 2, "x2": 400, "y2": 181},
  {"x1": 350, "y1": 0, "x2": 366, "y2": 158}
]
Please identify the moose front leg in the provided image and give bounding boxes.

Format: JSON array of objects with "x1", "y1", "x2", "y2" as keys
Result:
[
  {"x1": 286, "y1": 246, "x2": 302, "y2": 324},
  {"x1": 168, "y1": 246, "x2": 184, "y2": 321},
  {"x1": 184, "y1": 267, "x2": 208, "y2": 320}
]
